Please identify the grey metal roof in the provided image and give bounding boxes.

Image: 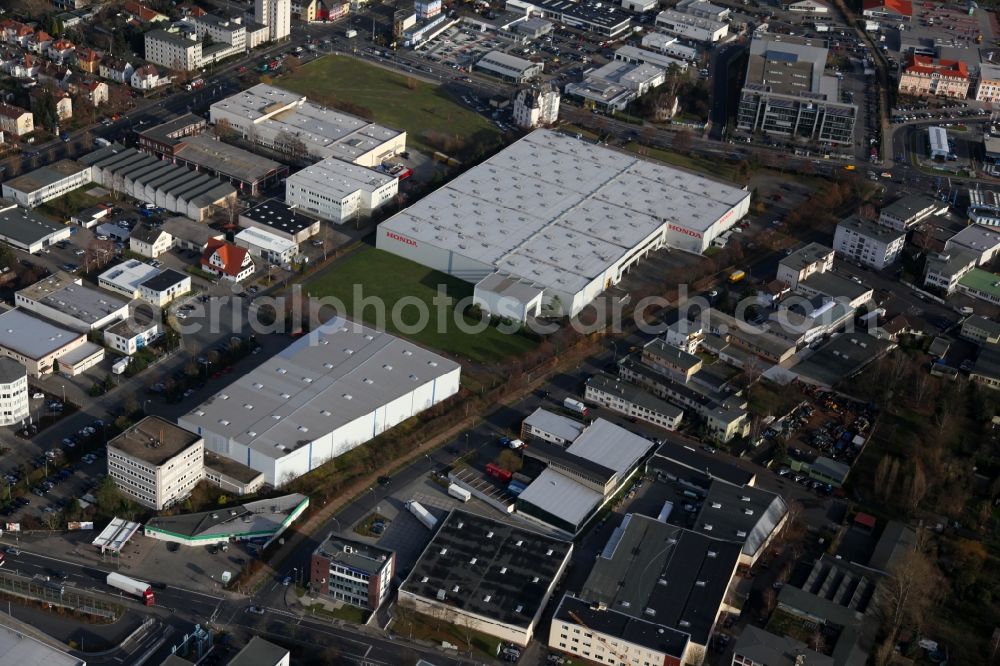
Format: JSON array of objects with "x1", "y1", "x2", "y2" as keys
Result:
[
  {"x1": 0, "y1": 357, "x2": 26, "y2": 385},
  {"x1": 176, "y1": 134, "x2": 283, "y2": 183},
  {"x1": 161, "y1": 216, "x2": 224, "y2": 245},
  {"x1": 516, "y1": 468, "x2": 603, "y2": 527},
  {"x1": 565, "y1": 418, "x2": 656, "y2": 477},
  {"x1": 179, "y1": 317, "x2": 460, "y2": 461},
  {"x1": 880, "y1": 194, "x2": 938, "y2": 221},
  {"x1": 228, "y1": 637, "x2": 290, "y2": 666},
  {"x1": 145, "y1": 493, "x2": 307, "y2": 539},
  {"x1": 17, "y1": 272, "x2": 129, "y2": 327},
  {"x1": 0, "y1": 308, "x2": 84, "y2": 360},
  {"x1": 0, "y1": 618, "x2": 85, "y2": 666},
  {"x1": 314, "y1": 534, "x2": 394, "y2": 576},
  {"x1": 580, "y1": 513, "x2": 742, "y2": 645},
  {"x1": 732, "y1": 626, "x2": 834, "y2": 666},
  {"x1": 643, "y1": 338, "x2": 702, "y2": 371},
  {"x1": 649, "y1": 439, "x2": 754, "y2": 487},
  {"x1": 400, "y1": 509, "x2": 572, "y2": 628},
  {"x1": 523, "y1": 407, "x2": 586, "y2": 443},
  {"x1": 2, "y1": 159, "x2": 89, "y2": 194},
  {"x1": 692, "y1": 483, "x2": 787, "y2": 558},
  {"x1": 0, "y1": 206, "x2": 66, "y2": 247}
]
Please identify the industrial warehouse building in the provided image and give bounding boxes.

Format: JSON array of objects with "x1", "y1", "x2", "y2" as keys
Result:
[
  {"x1": 81, "y1": 145, "x2": 238, "y2": 221},
  {"x1": 209, "y1": 84, "x2": 407, "y2": 168},
  {"x1": 15, "y1": 271, "x2": 130, "y2": 332},
  {"x1": 0, "y1": 200, "x2": 72, "y2": 254},
  {"x1": 285, "y1": 157, "x2": 399, "y2": 224},
  {"x1": 239, "y1": 199, "x2": 320, "y2": 244},
  {"x1": 1, "y1": 159, "x2": 93, "y2": 208},
  {"x1": 178, "y1": 318, "x2": 461, "y2": 485},
  {"x1": 399, "y1": 510, "x2": 573, "y2": 647},
  {"x1": 0, "y1": 308, "x2": 103, "y2": 377},
  {"x1": 377, "y1": 130, "x2": 750, "y2": 319}
]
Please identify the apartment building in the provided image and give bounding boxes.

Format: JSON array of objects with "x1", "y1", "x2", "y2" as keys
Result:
[
  {"x1": 898, "y1": 55, "x2": 969, "y2": 99},
  {"x1": 833, "y1": 215, "x2": 905, "y2": 270},
  {"x1": 144, "y1": 29, "x2": 201, "y2": 71},
  {"x1": 513, "y1": 85, "x2": 560, "y2": 129},
  {"x1": 923, "y1": 250, "x2": 976, "y2": 294},
  {"x1": 107, "y1": 416, "x2": 204, "y2": 510},
  {"x1": 0, "y1": 103, "x2": 33, "y2": 136},
  {"x1": 584, "y1": 373, "x2": 684, "y2": 430},
  {"x1": 976, "y1": 63, "x2": 1000, "y2": 103},
  {"x1": 256, "y1": 0, "x2": 291, "y2": 41},
  {"x1": 0, "y1": 358, "x2": 29, "y2": 426},
  {"x1": 310, "y1": 535, "x2": 395, "y2": 610},
  {"x1": 776, "y1": 243, "x2": 834, "y2": 289}
]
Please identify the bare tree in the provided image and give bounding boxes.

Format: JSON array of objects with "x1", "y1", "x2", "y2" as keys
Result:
[
  {"x1": 672, "y1": 128, "x2": 694, "y2": 155},
  {"x1": 873, "y1": 549, "x2": 938, "y2": 654}
]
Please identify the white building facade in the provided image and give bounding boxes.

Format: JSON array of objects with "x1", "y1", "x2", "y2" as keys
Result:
[
  {"x1": 0, "y1": 358, "x2": 29, "y2": 426},
  {"x1": 285, "y1": 157, "x2": 399, "y2": 224},
  {"x1": 832, "y1": 217, "x2": 905, "y2": 270},
  {"x1": 513, "y1": 86, "x2": 561, "y2": 128},
  {"x1": 256, "y1": 0, "x2": 291, "y2": 41},
  {"x1": 107, "y1": 417, "x2": 205, "y2": 510}
]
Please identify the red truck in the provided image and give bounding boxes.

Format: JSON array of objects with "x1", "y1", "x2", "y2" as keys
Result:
[{"x1": 486, "y1": 463, "x2": 513, "y2": 484}]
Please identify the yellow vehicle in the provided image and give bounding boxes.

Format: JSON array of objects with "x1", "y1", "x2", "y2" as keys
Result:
[
  {"x1": 729, "y1": 270, "x2": 746, "y2": 283},
  {"x1": 844, "y1": 164, "x2": 856, "y2": 171}
]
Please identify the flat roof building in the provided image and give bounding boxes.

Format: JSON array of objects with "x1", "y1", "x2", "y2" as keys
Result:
[
  {"x1": 0, "y1": 307, "x2": 99, "y2": 377},
  {"x1": 399, "y1": 509, "x2": 573, "y2": 647},
  {"x1": 15, "y1": 272, "x2": 130, "y2": 332},
  {"x1": 475, "y1": 50, "x2": 543, "y2": 83},
  {"x1": 228, "y1": 637, "x2": 290, "y2": 666},
  {"x1": 0, "y1": 199, "x2": 72, "y2": 253},
  {"x1": 179, "y1": 318, "x2": 461, "y2": 485},
  {"x1": 654, "y1": 9, "x2": 728, "y2": 43},
  {"x1": 203, "y1": 451, "x2": 266, "y2": 496},
  {"x1": 584, "y1": 372, "x2": 684, "y2": 431},
  {"x1": 285, "y1": 158, "x2": 398, "y2": 224},
  {"x1": 378, "y1": 129, "x2": 749, "y2": 319},
  {"x1": 506, "y1": 0, "x2": 632, "y2": 37},
  {"x1": 107, "y1": 416, "x2": 204, "y2": 510},
  {"x1": 879, "y1": 194, "x2": 940, "y2": 230},
  {"x1": 647, "y1": 438, "x2": 756, "y2": 488},
  {"x1": 97, "y1": 259, "x2": 162, "y2": 298},
  {"x1": 234, "y1": 226, "x2": 299, "y2": 268},
  {"x1": 310, "y1": 534, "x2": 395, "y2": 610},
  {"x1": 945, "y1": 224, "x2": 1000, "y2": 266},
  {"x1": 731, "y1": 626, "x2": 834, "y2": 666},
  {"x1": 692, "y1": 482, "x2": 788, "y2": 566},
  {"x1": 1, "y1": 159, "x2": 92, "y2": 208},
  {"x1": 833, "y1": 215, "x2": 906, "y2": 271},
  {"x1": 238, "y1": 198, "x2": 320, "y2": 243},
  {"x1": 0, "y1": 358, "x2": 29, "y2": 426},
  {"x1": 144, "y1": 493, "x2": 309, "y2": 547},
  {"x1": 737, "y1": 34, "x2": 856, "y2": 146},
  {"x1": 0, "y1": 618, "x2": 85, "y2": 666},
  {"x1": 166, "y1": 132, "x2": 288, "y2": 196},
  {"x1": 209, "y1": 84, "x2": 406, "y2": 168}
]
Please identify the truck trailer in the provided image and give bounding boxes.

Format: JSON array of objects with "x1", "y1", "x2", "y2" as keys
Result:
[
  {"x1": 447, "y1": 484, "x2": 471, "y2": 503},
  {"x1": 107, "y1": 572, "x2": 155, "y2": 605},
  {"x1": 563, "y1": 398, "x2": 589, "y2": 416},
  {"x1": 406, "y1": 500, "x2": 438, "y2": 531}
]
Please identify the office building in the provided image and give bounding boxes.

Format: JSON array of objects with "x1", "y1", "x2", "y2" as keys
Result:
[
  {"x1": 310, "y1": 535, "x2": 395, "y2": 610},
  {"x1": 958, "y1": 268, "x2": 1000, "y2": 306},
  {"x1": 505, "y1": 0, "x2": 632, "y2": 37},
  {"x1": 833, "y1": 216, "x2": 905, "y2": 270},
  {"x1": 0, "y1": 200, "x2": 72, "y2": 253},
  {"x1": 640, "y1": 32, "x2": 699, "y2": 62},
  {"x1": 103, "y1": 310, "x2": 161, "y2": 355},
  {"x1": 0, "y1": 358, "x2": 29, "y2": 426},
  {"x1": 0, "y1": 308, "x2": 103, "y2": 377},
  {"x1": 475, "y1": 51, "x2": 543, "y2": 83},
  {"x1": 521, "y1": 408, "x2": 586, "y2": 446},
  {"x1": 776, "y1": 243, "x2": 834, "y2": 289},
  {"x1": 210, "y1": 84, "x2": 406, "y2": 168},
  {"x1": 179, "y1": 318, "x2": 461, "y2": 485},
  {"x1": 565, "y1": 61, "x2": 666, "y2": 111},
  {"x1": 235, "y1": 226, "x2": 299, "y2": 267},
  {"x1": 144, "y1": 493, "x2": 309, "y2": 547},
  {"x1": 1, "y1": 159, "x2": 92, "y2": 208},
  {"x1": 107, "y1": 416, "x2": 204, "y2": 510},
  {"x1": 737, "y1": 35, "x2": 856, "y2": 146},
  {"x1": 944, "y1": 224, "x2": 1000, "y2": 266},
  {"x1": 879, "y1": 194, "x2": 940, "y2": 230},
  {"x1": 15, "y1": 272, "x2": 130, "y2": 332},
  {"x1": 976, "y1": 63, "x2": 1000, "y2": 102},
  {"x1": 256, "y1": 0, "x2": 291, "y2": 41},
  {"x1": 378, "y1": 129, "x2": 749, "y2": 319},
  {"x1": 99, "y1": 259, "x2": 171, "y2": 297},
  {"x1": 584, "y1": 373, "x2": 684, "y2": 430},
  {"x1": 961, "y1": 315, "x2": 1000, "y2": 345},
  {"x1": 923, "y1": 250, "x2": 976, "y2": 293},
  {"x1": 513, "y1": 85, "x2": 560, "y2": 129},
  {"x1": 654, "y1": 9, "x2": 728, "y2": 43},
  {"x1": 898, "y1": 55, "x2": 969, "y2": 99},
  {"x1": 285, "y1": 158, "x2": 398, "y2": 224},
  {"x1": 399, "y1": 510, "x2": 572, "y2": 647},
  {"x1": 676, "y1": 0, "x2": 730, "y2": 20},
  {"x1": 203, "y1": 451, "x2": 266, "y2": 495}
]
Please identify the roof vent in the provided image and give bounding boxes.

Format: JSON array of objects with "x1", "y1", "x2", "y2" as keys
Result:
[
  {"x1": 486, "y1": 531, "x2": 494, "y2": 538},
  {"x1": 710, "y1": 502, "x2": 722, "y2": 509},
  {"x1": 421, "y1": 576, "x2": 429, "y2": 583},
  {"x1": 737, "y1": 530, "x2": 747, "y2": 537},
  {"x1": 452, "y1": 585, "x2": 460, "y2": 593},
  {"x1": 703, "y1": 524, "x2": 713, "y2": 531},
  {"x1": 469, "y1": 557, "x2": 477, "y2": 565}
]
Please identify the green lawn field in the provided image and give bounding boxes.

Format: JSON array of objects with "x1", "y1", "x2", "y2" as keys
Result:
[
  {"x1": 276, "y1": 55, "x2": 501, "y2": 157},
  {"x1": 305, "y1": 246, "x2": 538, "y2": 364}
]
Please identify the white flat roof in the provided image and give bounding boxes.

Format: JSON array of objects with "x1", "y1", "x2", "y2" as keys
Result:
[
  {"x1": 381, "y1": 129, "x2": 748, "y2": 293},
  {"x1": 566, "y1": 418, "x2": 655, "y2": 476},
  {"x1": 180, "y1": 317, "x2": 460, "y2": 461},
  {"x1": 98, "y1": 259, "x2": 160, "y2": 292},
  {"x1": 518, "y1": 467, "x2": 602, "y2": 527},
  {"x1": 235, "y1": 226, "x2": 298, "y2": 254},
  {"x1": 0, "y1": 308, "x2": 84, "y2": 360},
  {"x1": 287, "y1": 156, "x2": 396, "y2": 200}
]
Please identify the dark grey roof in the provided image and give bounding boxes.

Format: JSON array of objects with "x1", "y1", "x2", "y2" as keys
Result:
[
  {"x1": 314, "y1": 534, "x2": 394, "y2": 576},
  {"x1": 555, "y1": 594, "x2": 689, "y2": 658},
  {"x1": 108, "y1": 416, "x2": 200, "y2": 465},
  {"x1": 137, "y1": 112, "x2": 206, "y2": 147},
  {"x1": 0, "y1": 357, "x2": 26, "y2": 384},
  {"x1": 973, "y1": 342, "x2": 1000, "y2": 381},
  {"x1": 792, "y1": 333, "x2": 893, "y2": 386},
  {"x1": 228, "y1": 637, "x2": 289, "y2": 666},
  {"x1": 139, "y1": 268, "x2": 188, "y2": 293},
  {"x1": 649, "y1": 439, "x2": 755, "y2": 487},
  {"x1": 692, "y1": 483, "x2": 788, "y2": 557},
  {"x1": 241, "y1": 199, "x2": 316, "y2": 235},
  {"x1": 868, "y1": 520, "x2": 916, "y2": 572},
  {"x1": 580, "y1": 513, "x2": 741, "y2": 645},
  {"x1": 733, "y1": 626, "x2": 834, "y2": 666},
  {"x1": 798, "y1": 271, "x2": 871, "y2": 301},
  {"x1": 880, "y1": 194, "x2": 938, "y2": 220},
  {"x1": 130, "y1": 224, "x2": 169, "y2": 244},
  {"x1": 780, "y1": 242, "x2": 832, "y2": 272},
  {"x1": 523, "y1": 439, "x2": 617, "y2": 484},
  {"x1": 400, "y1": 509, "x2": 572, "y2": 628},
  {"x1": 643, "y1": 338, "x2": 702, "y2": 371},
  {"x1": 0, "y1": 206, "x2": 65, "y2": 246}
]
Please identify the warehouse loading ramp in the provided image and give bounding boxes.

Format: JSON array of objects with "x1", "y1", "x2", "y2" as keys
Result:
[{"x1": 448, "y1": 469, "x2": 516, "y2": 514}]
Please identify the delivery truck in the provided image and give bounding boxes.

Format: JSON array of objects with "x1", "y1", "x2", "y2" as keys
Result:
[
  {"x1": 406, "y1": 500, "x2": 438, "y2": 531},
  {"x1": 563, "y1": 398, "x2": 589, "y2": 417},
  {"x1": 447, "y1": 484, "x2": 471, "y2": 503},
  {"x1": 107, "y1": 572, "x2": 155, "y2": 605}
]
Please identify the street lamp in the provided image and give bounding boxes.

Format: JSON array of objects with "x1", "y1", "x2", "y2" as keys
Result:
[{"x1": 60, "y1": 385, "x2": 65, "y2": 404}]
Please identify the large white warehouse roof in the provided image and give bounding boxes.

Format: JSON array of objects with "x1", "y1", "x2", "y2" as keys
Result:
[{"x1": 379, "y1": 129, "x2": 748, "y2": 295}]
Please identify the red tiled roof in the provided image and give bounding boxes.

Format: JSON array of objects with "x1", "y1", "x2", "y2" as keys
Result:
[
  {"x1": 123, "y1": 1, "x2": 165, "y2": 21},
  {"x1": 77, "y1": 47, "x2": 101, "y2": 62},
  {"x1": 854, "y1": 512, "x2": 877, "y2": 529},
  {"x1": 201, "y1": 239, "x2": 250, "y2": 277},
  {"x1": 32, "y1": 30, "x2": 52, "y2": 42},
  {"x1": 135, "y1": 64, "x2": 158, "y2": 77},
  {"x1": 905, "y1": 54, "x2": 968, "y2": 79},
  {"x1": 51, "y1": 38, "x2": 74, "y2": 50},
  {"x1": 0, "y1": 103, "x2": 28, "y2": 119},
  {"x1": 863, "y1": 0, "x2": 912, "y2": 16}
]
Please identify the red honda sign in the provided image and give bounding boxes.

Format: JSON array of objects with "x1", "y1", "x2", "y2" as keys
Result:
[{"x1": 386, "y1": 231, "x2": 417, "y2": 247}]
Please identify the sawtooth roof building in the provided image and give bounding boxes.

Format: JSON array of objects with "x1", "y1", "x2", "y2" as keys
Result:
[
  {"x1": 377, "y1": 129, "x2": 749, "y2": 319},
  {"x1": 178, "y1": 318, "x2": 461, "y2": 485},
  {"x1": 398, "y1": 509, "x2": 573, "y2": 647}
]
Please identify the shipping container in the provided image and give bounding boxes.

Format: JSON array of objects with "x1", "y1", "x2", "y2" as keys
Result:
[
  {"x1": 485, "y1": 463, "x2": 513, "y2": 483},
  {"x1": 406, "y1": 500, "x2": 438, "y2": 530},
  {"x1": 447, "y1": 484, "x2": 471, "y2": 503}
]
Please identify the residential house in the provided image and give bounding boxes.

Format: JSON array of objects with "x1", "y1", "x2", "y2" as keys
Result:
[
  {"x1": 31, "y1": 89, "x2": 72, "y2": 122},
  {"x1": 36, "y1": 61, "x2": 72, "y2": 88},
  {"x1": 47, "y1": 38, "x2": 75, "y2": 63},
  {"x1": 123, "y1": 1, "x2": 169, "y2": 23},
  {"x1": 129, "y1": 224, "x2": 173, "y2": 258},
  {"x1": 9, "y1": 54, "x2": 39, "y2": 79},
  {"x1": 776, "y1": 243, "x2": 834, "y2": 289},
  {"x1": 201, "y1": 239, "x2": 254, "y2": 281},
  {"x1": 100, "y1": 58, "x2": 134, "y2": 84},
  {"x1": 77, "y1": 78, "x2": 109, "y2": 107},
  {"x1": 74, "y1": 47, "x2": 102, "y2": 74},
  {"x1": 0, "y1": 103, "x2": 33, "y2": 136},
  {"x1": 28, "y1": 30, "x2": 52, "y2": 55},
  {"x1": 130, "y1": 64, "x2": 168, "y2": 91}
]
